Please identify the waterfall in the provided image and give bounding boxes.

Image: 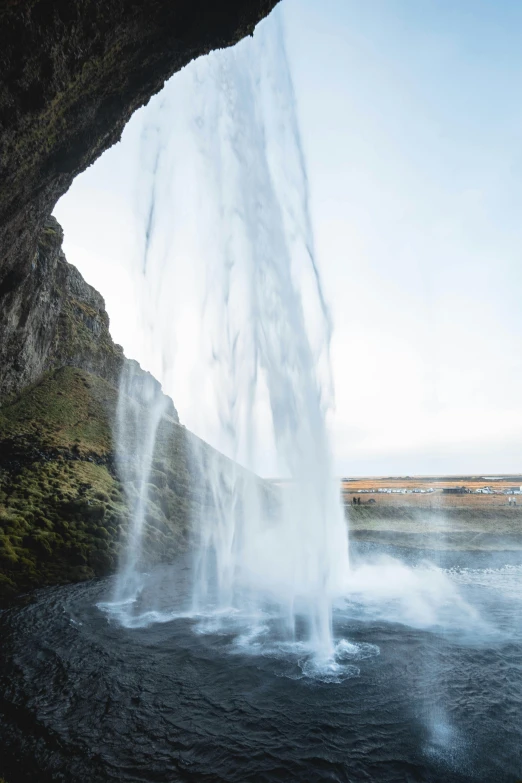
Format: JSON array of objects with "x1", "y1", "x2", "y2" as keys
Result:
[
  {"x1": 105, "y1": 10, "x2": 349, "y2": 662},
  {"x1": 111, "y1": 362, "x2": 169, "y2": 608}
]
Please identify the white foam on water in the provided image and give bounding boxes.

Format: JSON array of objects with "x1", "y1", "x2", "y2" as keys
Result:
[
  {"x1": 340, "y1": 556, "x2": 485, "y2": 634},
  {"x1": 227, "y1": 625, "x2": 379, "y2": 682}
]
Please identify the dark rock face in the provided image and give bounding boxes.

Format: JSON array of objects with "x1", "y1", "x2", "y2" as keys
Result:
[
  {"x1": 0, "y1": 215, "x2": 121, "y2": 401},
  {"x1": 0, "y1": 0, "x2": 280, "y2": 287},
  {"x1": 0, "y1": 214, "x2": 177, "y2": 418}
]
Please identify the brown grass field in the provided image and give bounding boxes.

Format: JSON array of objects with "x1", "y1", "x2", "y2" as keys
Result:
[
  {"x1": 340, "y1": 475, "x2": 522, "y2": 551},
  {"x1": 341, "y1": 475, "x2": 522, "y2": 508},
  {"x1": 269, "y1": 475, "x2": 522, "y2": 549}
]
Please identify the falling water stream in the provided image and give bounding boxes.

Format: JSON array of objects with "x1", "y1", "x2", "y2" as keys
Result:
[
  {"x1": 112, "y1": 363, "x2": 169, "y2": 606},
  {"x1": 102, "y1": 12, "x2": 350, "y2": 665},
  {"x1": 97, "y1": 11, "x2": 486, "y2": 685}
]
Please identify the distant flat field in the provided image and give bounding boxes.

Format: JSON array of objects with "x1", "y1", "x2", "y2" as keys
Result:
[
  {"x1": 340, "y1": 475, "x2": 522, "y2": 551},
  {"x1": 267, "y1": 475, "x2": 522, "y2": 549},
  {"x1": 342, "y1": 474, "x2": 522, "y2": 508}
]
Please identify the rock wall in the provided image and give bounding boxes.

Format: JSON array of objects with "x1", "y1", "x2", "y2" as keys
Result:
[
  {"x1": 0, "y1": 214, "x2": 176, "y2": 418},
  {"x1": 0, "y1": 216, "x2": 118, "y2": 401},
  {"x1": 0, "y1": 0, "x2": 279, "y2": 289}
]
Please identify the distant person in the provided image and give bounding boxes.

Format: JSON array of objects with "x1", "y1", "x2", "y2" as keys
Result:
[
  {"x1": 357, "y1": 497, "x2": 361, "y2": 505},
  {"x1": 353, "y1": 497, "x2": 357, "y2": 505}
]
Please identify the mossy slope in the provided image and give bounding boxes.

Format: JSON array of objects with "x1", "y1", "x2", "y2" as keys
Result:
[{"x1": 0, "y1": 367, "x2": 198, "y2": 601}]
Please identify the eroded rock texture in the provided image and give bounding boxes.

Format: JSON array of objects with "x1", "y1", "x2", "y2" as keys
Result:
[
  {"x1": 0, "y1": 214, "x2": 176, "y2": 415},
  {"x1": 0, "y1": 215, "x2": 120, "y2": 401},
  {"x1": 0, "y1": 0, "x2": 279, "y2": 286}
]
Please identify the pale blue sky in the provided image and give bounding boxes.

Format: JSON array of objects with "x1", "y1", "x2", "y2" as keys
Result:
[
  {"x1": 56, "y1": 1, "x2": 522, "y2": 475},
  {"x1": 283, "y1": 0, "x2": 522, "y2": 474}
]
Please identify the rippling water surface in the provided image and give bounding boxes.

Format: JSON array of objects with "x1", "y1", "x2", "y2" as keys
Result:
[{"x1": 1, "y1": 545, "x2": 521, "y2": 783}]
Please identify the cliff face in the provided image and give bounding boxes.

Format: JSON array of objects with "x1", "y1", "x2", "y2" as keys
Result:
[
  {"x1": 0, "y1": 214, "x2": 176, "y2": 418},
  {"x1": 0, "y1": 0, "x2": 279, "y2": 290},
  {"x1": 0, "y1": 216, "x2": 120, "y2": 402}
]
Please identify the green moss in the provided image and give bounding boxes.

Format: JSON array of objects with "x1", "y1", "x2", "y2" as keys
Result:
[
  {"x1": 0, "y1": 369, "x2": 128, "y2": 599},
  {"x1": 0, "y1": 366, "x2": 115, "y2": 456},
  {"x1": 0, "y1": 365, "x2": 220, "y2": 601}
]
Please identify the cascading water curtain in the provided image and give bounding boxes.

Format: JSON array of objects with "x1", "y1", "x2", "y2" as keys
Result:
[
  {"x1": 185, "y1": 16, "x2": 350, "y2": 659},
  {"x1": 109, "y1": 9, "x2": 349, "y2": 659}
]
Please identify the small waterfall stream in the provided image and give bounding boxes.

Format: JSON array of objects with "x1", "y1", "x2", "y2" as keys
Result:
[
  {"x1": 106, "y1": 10, "x2": 349, "y2": 664},
  {"x1": 112, "y1": 362, "x2": 169, "y2": 606}
]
